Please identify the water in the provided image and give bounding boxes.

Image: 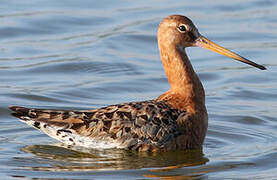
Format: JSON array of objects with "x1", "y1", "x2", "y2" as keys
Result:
[{"x1": 0, "y1": 0, "x2": 277, "y2": 179}]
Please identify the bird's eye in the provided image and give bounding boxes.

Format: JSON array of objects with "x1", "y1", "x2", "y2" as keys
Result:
[{"x1": 178, "y1": 25, "x2": 187, "y2": 32}]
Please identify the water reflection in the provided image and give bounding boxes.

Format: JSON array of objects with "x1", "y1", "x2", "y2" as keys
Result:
[{"x1": 20, "y1": 144, "x2": 208, "y2": 172}]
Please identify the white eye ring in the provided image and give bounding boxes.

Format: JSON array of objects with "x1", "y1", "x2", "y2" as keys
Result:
[{"x1": 177, "y1": 24, "x2": 189, "y2": 33}]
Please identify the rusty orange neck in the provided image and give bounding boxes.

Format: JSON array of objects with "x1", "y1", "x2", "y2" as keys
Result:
[{"x1": 157, "y1": 46, "x2": 205, "y2": 113}]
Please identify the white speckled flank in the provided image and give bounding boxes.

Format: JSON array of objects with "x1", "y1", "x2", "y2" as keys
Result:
[{"x1": 21, "y1": 119, "x2": 121, "y2": 149}]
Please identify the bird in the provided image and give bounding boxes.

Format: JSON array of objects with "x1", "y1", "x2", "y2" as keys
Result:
[{"x1": 9, "y1": 15, "x2": 266, "y2": 152}]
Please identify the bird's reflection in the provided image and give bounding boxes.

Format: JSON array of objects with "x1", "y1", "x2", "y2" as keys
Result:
[{"x1": 20, "y1": 143, "x2": 209, "y2": 172}]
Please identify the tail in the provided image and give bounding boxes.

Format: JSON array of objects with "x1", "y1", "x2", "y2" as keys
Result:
[
  {"x1": 9, "y1": 106, "x2": 89, "y2": 146},
  {"x1": 9, "y1": 105, "x2": 131, "y2": 149},
  {"x1": 9, "y1": 106, "x2": 34, "y2": 120}
]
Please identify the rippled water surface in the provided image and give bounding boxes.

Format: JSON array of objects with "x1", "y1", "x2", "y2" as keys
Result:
[{"x1": 1, "y1": 0, "x2": 277, "y2": 179}]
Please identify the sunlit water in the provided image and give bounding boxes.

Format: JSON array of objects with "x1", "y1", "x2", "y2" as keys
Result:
[{"x1": 0, "y1": 0, "x2": 277, "y2": 179}]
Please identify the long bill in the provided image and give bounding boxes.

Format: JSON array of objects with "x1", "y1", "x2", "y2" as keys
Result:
[{"x1": 194, "y1": 36, "x2": 266, "y2": 70}]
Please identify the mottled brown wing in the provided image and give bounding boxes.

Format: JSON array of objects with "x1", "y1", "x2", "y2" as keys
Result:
[{"x1": 9, "y1": 100, "x2": 183, "y2": 151}]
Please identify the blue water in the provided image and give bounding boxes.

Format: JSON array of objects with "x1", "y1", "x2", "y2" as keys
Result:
[{"x1": 1, "y1": 0, "x2": 277, "y2": 179}]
